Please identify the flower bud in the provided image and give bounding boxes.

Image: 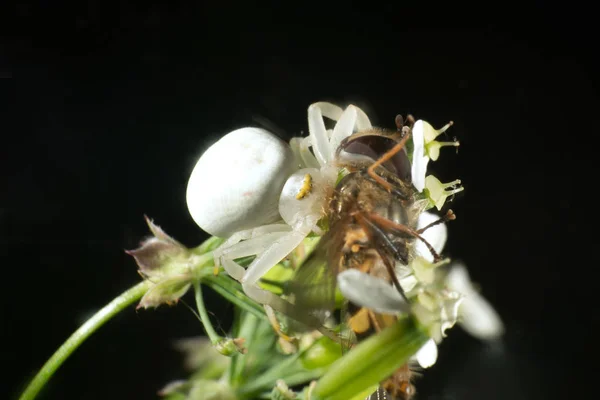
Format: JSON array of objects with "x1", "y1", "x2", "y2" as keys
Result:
[
  {"x1": 300, "y1": 336, "x2": 343, "y2": 370},
  {"x1": 127, "y1": 217, "x2": 212, "y2": 309},
  {"x1": 271, "y1": 380, "x2": 297, "y2": 400},
  {"x1": 214, "y1": 337, "x2": 247, "y2": 356}
]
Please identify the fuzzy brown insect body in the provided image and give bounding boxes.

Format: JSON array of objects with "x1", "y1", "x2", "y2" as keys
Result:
[
  {"x1": 333, "y1": 166, "x2": 423, "y2": 400},
  {"x1": 331, "y1": 171, "x2": 420, "y2": 400},
  {"x1": 285, "y1": 117, "x2": 433, "y2": 400}
]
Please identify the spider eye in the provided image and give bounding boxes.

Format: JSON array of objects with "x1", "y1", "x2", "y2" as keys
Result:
[{"x1": 339, "y1": 135, "x2": 412, "y2": 182}]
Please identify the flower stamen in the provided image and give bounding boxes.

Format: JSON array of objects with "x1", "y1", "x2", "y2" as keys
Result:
[
  {"x1": 424, "y1": 175, "x2": 464, "y2": 210},
  {"x1": 423, "y1": 120, "x2": 454, "y2": 143},
  {"x1": 426, "y1": 139, "x2": 460, "y2": 161}
]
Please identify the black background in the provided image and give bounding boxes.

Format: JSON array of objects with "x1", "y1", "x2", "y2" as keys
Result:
[{"x1": 2, "y1": 2, "x2": 596, "y2": 399}]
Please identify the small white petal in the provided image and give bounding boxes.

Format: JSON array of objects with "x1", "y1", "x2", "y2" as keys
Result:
[
  {"x1": 413, "y1": 339, "x2": 438, "y2": 368},
  {"x1": 311, "y1": 102, "x2": 344, "y2": 121},
  {"x1": 445, "y1": 263, "x2": 474, "y2": 294},
  {"x1": 416, "y1": 211, "x2": 448, "y2": 261},
  {"x1": 459, "y1": 293, "x2": 505, "y2": 340},
  {"x1": 299, "y1": 137, "x2": 321, "y2": 169},
  {"x1": 446, "y1": 264, "x2": 505, "y2": 340},
  {"x1": 330, "y1": 106, "x2": 357, "y2": 155},
  {"x1": 308, "y1": 104, "x2": 333, "y2": 166},
  {"x1": 353, "y1": 105, "x2": 372, "y2": 130},
  {"x1": 398, "y1": 273, "x2": 418, "y2": 293},
  {"x1": 411, "y1": 120, "x2": 428, "y2": 192},
  {"x1": 337, "y1": 269, "x2": 410, "y2": 315}
]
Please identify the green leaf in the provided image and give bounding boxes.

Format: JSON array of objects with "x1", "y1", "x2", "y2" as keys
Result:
[{"x1": 313, "y1": 317, "x2": 428, "y2": 400}]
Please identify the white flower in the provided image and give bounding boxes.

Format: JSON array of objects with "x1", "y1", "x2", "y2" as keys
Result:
[
  {"x1": 412, "y1": 288, "x2": 463, "y2": 343},
  {"x1": 337, "y1": 269, "x2": 411, "y2": 315},
  {"x1": 337, "y1": 268, "x2": 443, "y2": 370},
  {"x1": 411, "y1": 120, "x2": 459, "y2": 192},
  {"x1": 336, "y1": 211, "x2": 453, "y2": 368},
  {"x1": 413, "y1": 338, "x2": 438, "y2": 368},
  {"x1": 445, "y1": 263, "x2": 504, "y2": 340},
  {"x1": 307, "y1": 102, "x2": 372, "y2": 166},
  {"x1": 424, "y1": 175, "x2": 464, "y2": 211}
]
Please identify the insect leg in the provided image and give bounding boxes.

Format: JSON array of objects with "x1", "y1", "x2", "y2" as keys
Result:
[
  {"x1": 264, "y1": 305, "x2": 294, "y2": 342},
  {"x1": 416, "y1": 209, "x2": 455, "y2": 234},
  {"x1": 365, "y1": 212, "x2": 442, "y2": 262},
  {"x1": 367, "y1": 131, "x2": 411, "y2": 192},
  {"x1": 353, "y1": 213, "x2": 408, "y2": 300}
]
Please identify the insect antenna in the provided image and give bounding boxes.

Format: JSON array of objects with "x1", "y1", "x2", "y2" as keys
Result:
[
  {"x1": 394, "y1": 114, "x2": 415, "y2": 132},
  {"x1": 394, "y1": 115, "x2": 404, "y2": 131},
  {"x1": 367, "y1": 131, "x2": 411, "y2": 192}
]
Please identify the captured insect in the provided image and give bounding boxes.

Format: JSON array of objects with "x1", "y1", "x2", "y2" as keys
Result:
[{"x1": 282, "y1": 114, "x2": 454, "y2": 399}]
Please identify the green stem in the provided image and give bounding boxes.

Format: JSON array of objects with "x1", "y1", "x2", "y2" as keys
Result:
[
  {"x1": 237, "y1": 346, "x2": 317, "y2": 398},
  {"x1": 193, "y1": 236, "x2": 225, "y2": 255},
  {"x1": 277, "y1": 368, "x2": 325, "y2": 389},
  {"x1": 19, "y1": 281, "x2": 150, "y2": 400},
  {"x1": 202, "y1": 274, "x2": 267, "y2": 321},
  {"x1": 193, "y1": 280, "x2": 221, "y2": 343},
  {"x1": 314, "y1": 317, "x2": 429, "y2": 400},
  {"x1": 229, "y1": 311, "x2": 259, "y2": 387}
]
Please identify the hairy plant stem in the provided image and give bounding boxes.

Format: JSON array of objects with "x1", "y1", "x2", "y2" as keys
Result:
[
  {"x1": 18, "y1": 281, "x2": 151, "y2": 400},
  {"x1": 193, "y1": 280, "x2": 222, "y2": 344}
]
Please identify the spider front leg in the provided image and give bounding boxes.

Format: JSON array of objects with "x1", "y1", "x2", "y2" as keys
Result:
[
  {"x1": 235, "y1": 229, "x2": 308, "y2": 306},
  {"x1": 218, "y1": 227, "x2": 339, "y2": 340},
  {"x1": 214, "y1": 227, "x2": 293, "y2": 281},
  {"x1": 212, "y1": 222, "x2": 312, "y2": 311},
  {"x1": 215, "y1": 166, "x2": 329, "y2": 301},
  {"x1": 213, "y1": 223, "x2": 290, "y2": 271}
]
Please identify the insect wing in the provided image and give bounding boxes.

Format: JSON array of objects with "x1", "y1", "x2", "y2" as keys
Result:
[{"x1": 285, "y1": 217, "x2": 349, "y2": 324}]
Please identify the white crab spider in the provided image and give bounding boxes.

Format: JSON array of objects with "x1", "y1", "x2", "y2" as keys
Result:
[
  {"x1": 186, "y1": 127, "x2": 298, "y2": 238},
  {"x1": 187, "y1": 102, "x2": 372, "y2": 313}
]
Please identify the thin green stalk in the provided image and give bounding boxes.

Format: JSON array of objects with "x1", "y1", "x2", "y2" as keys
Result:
[
  {"x1": 229, "y1": 311, "x2": 259, "y2": 387},
  {"x1": 19, "y1": 281, "x2": 151, "y2": 400},
  {"x1": 193, "y1": 236, "x2": 225, "y2": 254},
  {"x1": 202, "y1": 274, "x2": 267, "y2": 321},
  {"x1": 237, "y1": 346, "x2": 314, "y2": 398},
  {"x1": 193, "y1": 280, "x2": 221, "y2": 343},
  {"x1": 276, "y1": 368, "x2": 326, "y2": 389},
  {"x1": 250, "y1": 368, "x2": 326, "y2": 400}
]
